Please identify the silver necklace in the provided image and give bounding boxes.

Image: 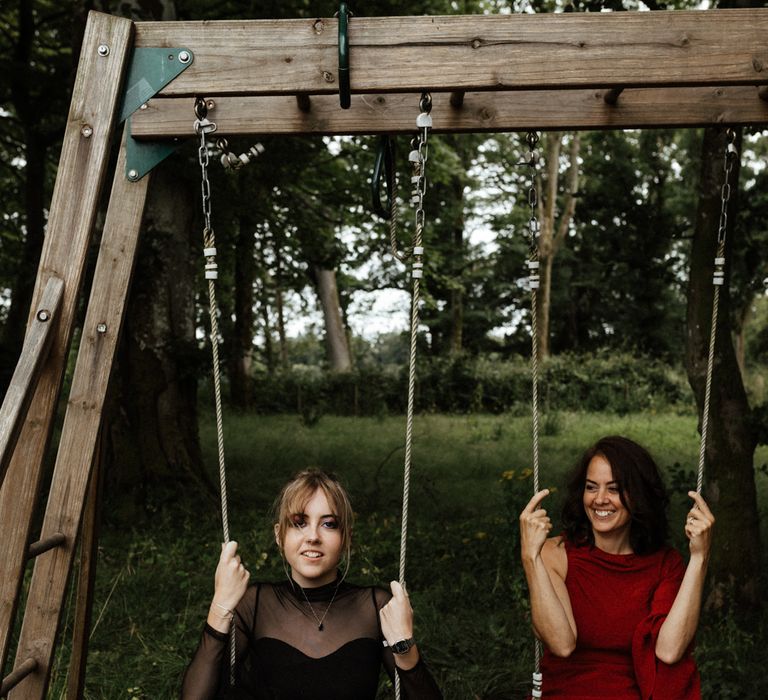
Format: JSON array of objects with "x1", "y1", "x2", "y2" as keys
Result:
[{"x1": 297, "y1": 582, "x2": 340, "y2": 631}]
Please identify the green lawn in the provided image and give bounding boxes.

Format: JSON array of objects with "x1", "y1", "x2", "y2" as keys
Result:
[{"x1": 40, "y1": 411, "x2": 768, "y2": 699}]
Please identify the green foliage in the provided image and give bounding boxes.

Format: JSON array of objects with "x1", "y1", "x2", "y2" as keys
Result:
[
  {"x1": 244, "y1": 353, "x2": 693, "y2": 416},
  {"x1": 41, "y1": 411, "x2": 768, "y2": 698}
]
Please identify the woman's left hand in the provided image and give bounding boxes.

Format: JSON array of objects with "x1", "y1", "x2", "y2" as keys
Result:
[
  {"x1": 379, "y1": 580, "x2": 414, "y2": 646},
  {"x1": 685, "y1": 491, "x2": 715, "y2": 559}
]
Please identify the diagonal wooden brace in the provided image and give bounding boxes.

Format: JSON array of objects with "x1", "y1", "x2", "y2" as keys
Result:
[{"x1": 10, "y1": 129, "x2": 151, "y2": 699}]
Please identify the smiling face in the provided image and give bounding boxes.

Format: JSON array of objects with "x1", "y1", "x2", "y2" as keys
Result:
[
  {"x1": 583, "y1": 454, "x2": 633, "y2": 552},
  {"x1": 276, "y1": 488, "x2": 343, "y2": 588}
]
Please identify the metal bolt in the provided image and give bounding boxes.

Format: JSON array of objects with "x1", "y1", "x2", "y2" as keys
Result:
[
  {"x1": 98, "y1": 44, "x2": 110, "y2": 57},
  {"x1": 127, "y1": 169, "x2": 139, "y2": 181},
  {"x1": 81, "y1": 125, "x2": 93, "y2": 138},
  {"x1": 96, "y1": 323, "x2": 107, "y2": 334},
  {"x1": 206, "y1": 99, "x2": 216, "y2": 111},
  {"x1": 179, "y1": 50, "x2": 191, "y2": 64},
  {"x1": 37, "y1": 310, "x2": 50, "y2": 322},
  {"x1": 140, "y1": 103, "x2": 148, "y2": 110}
]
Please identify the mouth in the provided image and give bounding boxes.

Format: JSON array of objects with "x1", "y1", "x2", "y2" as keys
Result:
[
  {"x1": 300, "y1": 550, "x2": 323, "y2": 559},
  {"x1": 592, "y1": 509, "x2": 615, "y2": 519}
]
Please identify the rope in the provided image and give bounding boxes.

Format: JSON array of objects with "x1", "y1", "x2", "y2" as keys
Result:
[
  {"x1": 195, "y1": 103, "x2": 236, "y2": 686},
  {"x1": 392, "y1": 95, "x2": 431, "y2": 700},
  {"x1": 524, "y1": 131, "x2": 544, "y2": 700},
  {"x1": 697, "y1": 129, "x2": 737, "y2": 494},
  {"x1": 398, "y1": 217, "x2": 422, "y2": 588},
  {"x1": 697, "y1": 237, "x2": 724, "y2": 494}
]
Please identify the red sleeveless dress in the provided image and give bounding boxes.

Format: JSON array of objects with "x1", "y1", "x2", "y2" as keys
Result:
[{"x1": 539, "y1": 541, "x2": 701, "y2": 699}]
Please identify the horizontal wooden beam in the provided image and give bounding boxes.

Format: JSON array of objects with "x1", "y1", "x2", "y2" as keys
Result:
[
  {"x1": 131, "y1": 87, "x2": 768, "y2": 138},
  {"x1": 133, "y1": 9, "x2": 768, "y2": 97}
]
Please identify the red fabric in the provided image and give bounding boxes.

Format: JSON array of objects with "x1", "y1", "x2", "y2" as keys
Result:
[{"x1": 539, "y1": 541, "x2": 700, "y2": 699}]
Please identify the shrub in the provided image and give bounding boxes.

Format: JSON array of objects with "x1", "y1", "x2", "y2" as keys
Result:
[{"x1": 246, "y1": 353, "x2": 694, "y2": 416}]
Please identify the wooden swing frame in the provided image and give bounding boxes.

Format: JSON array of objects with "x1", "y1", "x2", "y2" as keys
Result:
[{"x1": 0, "y1": 7, "x2": 767, "y2": 698}]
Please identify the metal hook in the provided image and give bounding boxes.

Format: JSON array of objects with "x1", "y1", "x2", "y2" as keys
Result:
[
  {"x1": 372, "y1": 135, "x2": 396, "y2": 220},
  {"x1": 194, "y1": 96, "x2": 208, "y2": 121}
]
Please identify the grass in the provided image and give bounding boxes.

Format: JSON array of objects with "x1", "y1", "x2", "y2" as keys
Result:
[{"x1": 34, "y1": 411, "x2": 768, "y2": 699}]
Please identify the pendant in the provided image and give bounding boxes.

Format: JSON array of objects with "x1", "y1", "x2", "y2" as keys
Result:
[{"x1": 318, "y1": 623, "x2": 324, "y2": 631}]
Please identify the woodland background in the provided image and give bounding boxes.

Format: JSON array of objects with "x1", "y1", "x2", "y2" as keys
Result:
[{"x1": 1, "y1": 0, "x2": 768, "y2": 697}]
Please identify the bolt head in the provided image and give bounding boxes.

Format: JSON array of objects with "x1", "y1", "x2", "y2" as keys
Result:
[
  {"x1": 81, "y1": 125, "x2": 93, "y2": 138},
  {"x1": 128, "y1": 169, "x2": 139, "y2": 181},
  {"x1": 96, "y1": 323, "x2": 107, "y2": 334},
  {"x1": 37, "y1": 310, "x2": 50, "y2": 322},
  {"x1": 97, "y1": 44, "x2": 110, "y2": 57},
  {"x1": 179, "y1": 50, "x2": 191, "y2": 63}
]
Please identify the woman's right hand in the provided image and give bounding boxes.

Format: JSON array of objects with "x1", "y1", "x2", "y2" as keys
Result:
[
  {"x1": 212, "y1": 540, "x2": 250, "y2": 612},
  {"x1": 519, "y1": 489, "x2": 553, "y2": 563}
]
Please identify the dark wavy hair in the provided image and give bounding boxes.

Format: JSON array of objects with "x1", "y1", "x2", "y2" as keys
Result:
[{"x1": 561, "y1": 436, "x2": 669, "y2": 555}]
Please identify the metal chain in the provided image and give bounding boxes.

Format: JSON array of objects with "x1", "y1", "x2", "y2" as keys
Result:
[
  {"x1": 194, "y1": 96, "x2": 236, "y2": 687},
  {"x1": 697, "y1": 128, "x2": 738, "y2": 494},
  {"x1": 522, "y1": 130, "x2": 544, "y2": 700},
  {"x1": 394, "y1": 91, "x2": 431, "y2": 700}
]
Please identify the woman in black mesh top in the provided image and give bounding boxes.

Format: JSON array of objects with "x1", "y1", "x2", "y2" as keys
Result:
[{"x1": 181, "y1": 469, "x2": 442, "y2": 699}]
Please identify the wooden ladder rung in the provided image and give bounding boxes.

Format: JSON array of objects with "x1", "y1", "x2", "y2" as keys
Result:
[
  {"x1": 27, "y1": 533, "x2": 66, "y2": 560},
  {"x1": 450, "y1": 91, "x2": 465, "y2": 108},
  {"x1": 604, "y1": 87, "x2": 624, "y2": 105},
  {"x1": 0, "y1": 657, "x2": 37, "y2": 696},
  {"x1": 296, "y1": 93, "x2": 311, "y2": 112}
]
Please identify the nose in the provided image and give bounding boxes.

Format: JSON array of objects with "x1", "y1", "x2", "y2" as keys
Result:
[
  {"x1": 305, "y1": 524, "x2": 321, "y2": 543},
  {"x1": 594, "y1": 487, "x2": 610, "y2": 504}
]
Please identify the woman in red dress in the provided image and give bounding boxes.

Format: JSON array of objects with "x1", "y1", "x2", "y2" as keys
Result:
[{"x1": 520, "y1": 436, "x2": 714, "y2": 699}]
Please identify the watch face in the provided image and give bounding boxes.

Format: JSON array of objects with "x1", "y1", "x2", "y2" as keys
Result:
[{"x1": 391, "y1": 638, "x2": 413, "y2": 654}]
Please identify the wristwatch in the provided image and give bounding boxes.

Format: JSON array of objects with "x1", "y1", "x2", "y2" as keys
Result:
[{"x1": 384, "y1": 637, "x2": 415, "y2": 654}]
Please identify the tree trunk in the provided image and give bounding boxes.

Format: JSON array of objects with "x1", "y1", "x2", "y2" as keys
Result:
[
  {"x1": 536, "y1": 132, "x2": 581, "y2": 359},
  {"x1": 685, "y1": 126, "x2": 760, "y2": 609},
  {"x1": 106, "y1": 161, "x2": 211, "y2": 501},
  {"x1": 314, "y1": 266, "x2": 352, "y2": 371},
  {"x1": 230, "y1": 207, "x2": 256, "y2": 408},
  {"x1": 275, "y1": 284, "x2": 289, "y2": 369},
  {"x1": 0, "y1": 134, "x2": 47, "y2": 391},
  {"x1": 449, "y1": 176, "x2": 465, "y2": 354}
]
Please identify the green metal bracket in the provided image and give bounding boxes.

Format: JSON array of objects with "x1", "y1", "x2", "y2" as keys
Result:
[
  {"x1": 121, "y1": 48, "x2": 194, "y2": 181},
  {"x1": 119, "y1": 47, "x2": 194, "y2": 122},
  {"x1": 125, "y1": 117, "x2": 181, "y2": 182}
]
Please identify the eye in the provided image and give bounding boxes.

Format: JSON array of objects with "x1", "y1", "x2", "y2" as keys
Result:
[
  {"x1": 585, "y1": 484, "x2": 596, "y2": 492},
  {"x1": 608, "y1": 486, "x2": 620, "y2": 494},
  {"x1": 291, "y1": 516, "x2": 306, "y2": 528},
  {"x1": 322, "y1": 519, "x2": 339, "y2": 529}
]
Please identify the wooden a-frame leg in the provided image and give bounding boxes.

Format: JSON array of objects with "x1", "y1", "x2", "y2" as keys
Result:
[
  {"x1": 0, "y1": 11, "x2": 134, "y2": 676},
  {"x1": 65, "y1": 426, "x2": 105, "y2": 700},
  {"x1": 9, "y1": 130, "x2": 151, "y2": 699}
]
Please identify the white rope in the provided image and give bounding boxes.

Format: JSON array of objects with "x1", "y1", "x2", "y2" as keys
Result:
[
  {"x1": 696, "y1": 241, "x2": 723, "y2": 495},
  {"x1": 697, "y1": 130, "x2": 736, "y2": 494},
  {"x1": 391, "y1": 97, "x2": 431, "y2": 700},
  {"x1": 195, "y1": 109, "x2": 236, "y2": 685},
  {"x1": 523, "y1": 131, "x2": 544, "y2": 700}
]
